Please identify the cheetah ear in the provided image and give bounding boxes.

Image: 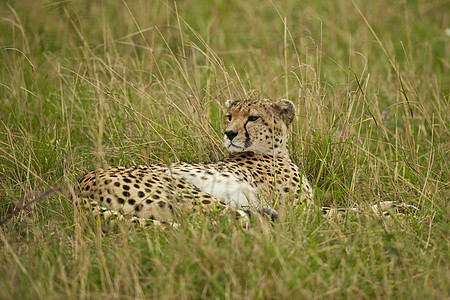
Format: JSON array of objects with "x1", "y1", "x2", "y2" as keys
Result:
[
  {"x1": 225, "y1": 99, "x2": 235, "y2": 109},
  {"x1": 275, "y1": 99, "x2": 295, "y2": 125}
]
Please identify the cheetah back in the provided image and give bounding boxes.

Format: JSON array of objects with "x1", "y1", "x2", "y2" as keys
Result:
[{"x1": 77, "y1": 165, "x2": 228, "y2": 221}]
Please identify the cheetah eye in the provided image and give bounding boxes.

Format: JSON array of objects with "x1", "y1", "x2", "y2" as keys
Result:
[
  {"x1": 248, "y1": 116, "x2": 260, "y2": 122},
  {"x1": 226, "y1": 115, "x2": 232, "y2": 122}
]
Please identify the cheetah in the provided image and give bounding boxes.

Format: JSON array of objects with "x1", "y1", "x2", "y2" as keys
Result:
[{"x1": 76, "y1": 98, "x2": 417, "y2": 228}]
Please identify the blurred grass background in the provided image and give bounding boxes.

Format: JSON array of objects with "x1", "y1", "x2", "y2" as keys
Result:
[{"x1": 0, "y1": 0, "x2": 448, "y2": 298}]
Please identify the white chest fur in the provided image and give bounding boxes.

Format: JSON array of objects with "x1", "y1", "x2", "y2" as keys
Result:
[{"x1": 166, "y1": 165, "x2": 263, "y2": 209}]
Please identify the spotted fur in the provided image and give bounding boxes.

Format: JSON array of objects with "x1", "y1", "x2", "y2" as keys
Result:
[{"x1": 76, "y1": 98, "x2": 417, "y2": 228}]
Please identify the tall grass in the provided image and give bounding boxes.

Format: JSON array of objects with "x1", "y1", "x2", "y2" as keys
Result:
[{"x1": 0, "y1": 0, "x2": 448, "y2": 298}]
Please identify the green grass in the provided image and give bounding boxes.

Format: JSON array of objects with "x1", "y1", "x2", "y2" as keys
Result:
[{"x1": 0, "y1": 0, "x2": 448, "y2": 298}]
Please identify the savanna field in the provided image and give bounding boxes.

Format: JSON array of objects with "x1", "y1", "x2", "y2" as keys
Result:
[{"x1": 0, "y1": 0, "x2": 448, "y2": 298}]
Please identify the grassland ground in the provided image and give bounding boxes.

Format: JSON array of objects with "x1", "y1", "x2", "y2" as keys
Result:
[{"x1": 0, "y1": 0, "x2": 448, "y2": 298}]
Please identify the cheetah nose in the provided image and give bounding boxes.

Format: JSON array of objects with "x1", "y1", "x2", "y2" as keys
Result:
[{"x1": 224, "y1": 130, "x2": 238, "y2": 141}]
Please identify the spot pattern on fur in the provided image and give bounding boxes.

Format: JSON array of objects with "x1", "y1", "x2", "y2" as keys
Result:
[{"x1": 75, "y1": 98, "x2": 417, "y2": 229}]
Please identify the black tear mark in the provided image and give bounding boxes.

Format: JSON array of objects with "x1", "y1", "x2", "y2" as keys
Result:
[{"x1": 244, "y1": 119, "x2": 252, "y2": 147}]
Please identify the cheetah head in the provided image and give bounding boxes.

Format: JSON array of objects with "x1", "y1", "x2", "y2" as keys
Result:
[{"x1": 224, "y1": 98, "x2": 295, "y2": 158}]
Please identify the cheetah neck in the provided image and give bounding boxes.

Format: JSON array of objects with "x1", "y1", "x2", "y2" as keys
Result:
[{"x1": 225, "y1": 151, "x2": 291, "y2": 162}]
